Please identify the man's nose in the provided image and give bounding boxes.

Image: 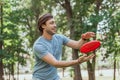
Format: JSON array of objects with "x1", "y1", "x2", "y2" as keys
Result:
[{"x1": 54, "y1": 23, "x2": 57, "y2": 28}]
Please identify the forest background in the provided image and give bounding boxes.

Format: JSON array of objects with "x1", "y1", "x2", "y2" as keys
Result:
[{"x1": 0, "y1": 0, "x2": 120, "y2": 80}]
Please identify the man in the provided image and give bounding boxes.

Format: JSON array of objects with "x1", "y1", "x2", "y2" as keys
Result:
[{"x1": 32, "y1": 13, "x2": 95, "y2": 80}]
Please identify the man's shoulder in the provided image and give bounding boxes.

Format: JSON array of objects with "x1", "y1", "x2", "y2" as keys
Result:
[
  {"x1": 54, "y1": 34, "x2": 62, "y2": 36},
  {"x1": 54, "y1": 34, "x2": 64, "y2": 38},
  {"x1": 33, "y1": 37, "x2": 44, "y2": 46},
  {"x1": 35, "y1": 36, "x2": 43, "y2": 42},
  {"x1": 33, "y1": 37, "x2": 48, "y2": 51}
]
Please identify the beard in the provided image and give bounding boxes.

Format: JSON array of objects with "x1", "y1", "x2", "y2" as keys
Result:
[{"x1": 46, "y1": 29, "x2": 56, "y2": 35}]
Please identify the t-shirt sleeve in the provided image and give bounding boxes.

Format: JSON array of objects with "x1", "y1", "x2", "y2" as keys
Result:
[
  {"x1": 33, "y1": 44, "x2": 48, "y2": 59},
  {"x1": 59, "y1": 34, "x2": 70, "y2": 45}
]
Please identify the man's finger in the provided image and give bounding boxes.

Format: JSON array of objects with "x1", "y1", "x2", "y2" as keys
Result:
[{"x1": 87, "y1": 54, "x2": 95, "y2": 59}]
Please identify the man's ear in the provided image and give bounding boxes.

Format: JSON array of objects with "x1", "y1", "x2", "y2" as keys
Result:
[{"x1": 42, "y1": 24, "x2": 46, "y2": 29}]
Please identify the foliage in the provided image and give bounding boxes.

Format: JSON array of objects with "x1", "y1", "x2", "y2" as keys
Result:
[
  {"x1": 0, "y1": 0, "x2": 30, "y2": 78},
  {"x1": 99, "y1": 0, "x2": 120, "y2": 61}
]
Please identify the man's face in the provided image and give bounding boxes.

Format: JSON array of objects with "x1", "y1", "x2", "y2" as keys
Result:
[{"x1": 43, "y1": 18, "x2": 57, "y2": 35}]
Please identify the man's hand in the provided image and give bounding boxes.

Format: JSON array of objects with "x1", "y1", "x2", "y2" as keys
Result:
[
  {"x1": 81, "y1": 32, "x2": 95, "y2": 40},
  {"x1": 77, "y1": 54, "x2": 95, "y2": 63}
]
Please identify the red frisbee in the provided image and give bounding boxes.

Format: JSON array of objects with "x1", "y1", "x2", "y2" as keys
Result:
[{"x1": 80, "y1": 40, "x2": 101, "y2": 54}]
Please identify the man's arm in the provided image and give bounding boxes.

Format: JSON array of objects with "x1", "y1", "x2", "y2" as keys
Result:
[
  {"x1": 66, "y1": 39, "x2": 86, "y2": 49},
  {"x1": 42, "y1": 53, "x2": 95, "y2": 68},
  {"x1": 66, "y1": 32, "x2": 95, "y2": 49}
]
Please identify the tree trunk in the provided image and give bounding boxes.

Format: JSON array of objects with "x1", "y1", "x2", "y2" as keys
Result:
[
  {"x1": 0, "y1": 4, "x2": 4, "y2": 80},
  {"x1": 62, "y1": 46, "x2": 66, "y2": 77},
  {"x1": 62, "y1": 68, "x2": 65, "y2": 77},
  {"x1": 61, "y1": 0, "x2": 82, "y2": 80},
  {"x1": 86, "y1": 27, "x2": 96, "y2": 80},
  {"x1": 9, "y1": 66, "x2": 11, "y2": 80},
  {"x1": 113, "y1": 55, "x2": 116, "y2": 80},
  {"x1": 0, "y1": 60, "x2": 4, "y2": 80},
  {"x1": 72, "y1": 49, "x2": 82, "y2": 80},
  {"x1": 17, "y1": 56, "x2": 20, "y2": 80},
  {"x1": 87, "y1": 1, "x2": 102, "y2": 80},
  {"x1": 11, "y1": 63, "x2": 15, "y2": 80},
  {"x1": 87, "y1": 52, "x2": 96, "y2": 80}
]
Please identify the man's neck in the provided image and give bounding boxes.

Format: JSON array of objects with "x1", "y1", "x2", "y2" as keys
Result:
[{"x1": 42, "y1": 33, "x2": 53, "y2": 40}]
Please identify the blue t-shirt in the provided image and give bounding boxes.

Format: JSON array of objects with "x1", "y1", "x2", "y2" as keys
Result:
[{"x1": 32, "y1": 34, "x2": 70, "y2": 80}]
